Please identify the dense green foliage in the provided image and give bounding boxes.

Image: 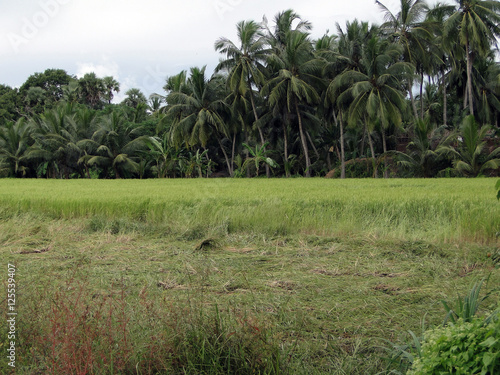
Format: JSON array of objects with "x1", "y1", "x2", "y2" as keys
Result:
[
  {"x1": 407, "y1": 314, "x2": 500, "y2": 374},
  {"x1": 1, "y1": 1, "x2": 499, "y2": 178}
]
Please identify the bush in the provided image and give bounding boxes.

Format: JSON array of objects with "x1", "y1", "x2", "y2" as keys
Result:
[
  {"x1": 382, "y1": 278, "x2": 495, "y2": 374},
  {"x1": 407, "y1": 314, "x2": 500, "y2": 375}
]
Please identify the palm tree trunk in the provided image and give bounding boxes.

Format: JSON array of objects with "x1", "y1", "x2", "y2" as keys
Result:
[
  {"x1": 466, "y1": 40, "x2": 474, "y2": 116},
  {"x1": 420, "y1": 71, "x2": 424, "y2": 120},
  {"x1": 339, "y1": 113, "x2": 346, "y2": 179},
  {"x1": 243, "y1": 130, "x2": 251, "y2": 177},
  {"x1": 409, "y1": 79, "x2": 418, "y2": 119},
  {"x1": 231, "y1": 132, "x2": 236, "y2": 177},
  {"x1": 217, "y1": 138, "x2": 232, "y2": 177},
  {"x1": 259, "y1": 127, "x2": 270, "y2": 178},
  {"x1": 249, "y1": 90, "x2": 270, "y2": 178},
  {"x1": 442, "y1": 69, "x2": 447, "y2": 126},
  {"x1": 367, "y1": 128, "x2": 378, "y2": 178},
  {"x1": 360, "y1": 126, "x2": 366, "y2": 157},
  {"x1": 334, "y1": 110, "x2": 346, "y2": 179},
  {"x1": 295, "y1": 98, "x2": 311, "y2": 177},
  {"x1": 463, "y1": 86, "x2": 468, "y2": 109},
  {"x1": 306, "y1": 131, "x2": 320, "y2": 159},
  {"x1": 283, "y1": 114, "x2": 289, "y2": 177},
  {"x1": 382, "y1": 130, "x2": 388, "y2": 179}
]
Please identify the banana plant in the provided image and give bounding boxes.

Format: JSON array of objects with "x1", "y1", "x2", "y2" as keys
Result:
[{"x1": 242, "y1": 142, "x2": 278, "y2": 177}]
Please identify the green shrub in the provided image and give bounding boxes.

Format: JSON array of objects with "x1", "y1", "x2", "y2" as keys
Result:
[
  {"x1": 383, "y1": 278, "x2": 494, "y2": 374},
  {"x1": 407, "y1": 314, "x2": 500, "y2": 375}
]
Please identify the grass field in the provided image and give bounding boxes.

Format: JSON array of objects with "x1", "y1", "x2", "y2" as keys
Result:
[
  {"x1": 0, "y1": 178, "x2": 498, "y2": 242},
  {"x1": 0, "y1": 178, "x2": 499, "y2": 374}
]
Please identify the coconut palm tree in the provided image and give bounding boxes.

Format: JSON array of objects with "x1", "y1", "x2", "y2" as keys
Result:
[
  {"x1": 262, "y1": 31, "x2": 323, "y2": 177},
  {"x1": 425, "y1": 2, "x2": 456, "y2": 126},
  {"x1": 166, "y1": 67, "x2": 232, "y2": 175},
  {"x1": 439, "y1": 115, "x2": 500, "y2": 176},
  {"x1": 215, "y1": 20, "x2": 271, "y2": 176},
  {"x1": 0, "y1": 118, "x2": 33, "y2": 177},
  {"x1": 143, "y1": 134, "x2": 172, "y2": 178},
  {"x1": 163, "y1": 70, "x2": 190, "y2": 96},
  {"x1": 215, "y1": 20, "x2": 268, "y2": 104},
  {"x1": 394, "y1": 117, "x2": 454, "y2": 177},
  {"x1": 78, "y1": 110, "x2": 145, "y2": 179},
  {"x1": 323, "y1": 21, "x2": 377, "y2": 178},
  {"x1": 472, "y1": 54, "x2": 500, "y2": 126},
  {"x1": 377, "y1": 0, "x2": 432, "y2": 119},
  {"x1": 262, "y1": 10, "x2": 318, "y2": 175},
  {"x1": 444, "y1": 0, "x2": 500, "y2": 116},
  {"x1": 332, "y1": 35, "x2": 414, "y2": 178},
  {"x1": 30, "y1": 103, "x2": 82, "y2": 178},
  {"x1": 148, "y1": 94, "x2": 165, "y2": 114},
  {"x1": 263, "y1": 9, "x2": 312, "y2": 53}
]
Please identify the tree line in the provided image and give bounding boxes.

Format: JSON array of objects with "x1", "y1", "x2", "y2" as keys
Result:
[{"x1": 1, "y1": 0, "x2": 499, "y2": 179}]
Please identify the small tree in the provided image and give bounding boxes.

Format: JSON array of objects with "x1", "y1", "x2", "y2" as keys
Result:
[
  {"x1": 439, "y1": 115, "x2": 500, "y2": 177},
  {"x1": 241, "y1": 142, "x2": 278, "y2": 177}
]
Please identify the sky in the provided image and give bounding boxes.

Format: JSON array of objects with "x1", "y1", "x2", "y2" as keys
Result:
[{"x1": 0, "y1": 0, "x2": 440, "y2": 102}]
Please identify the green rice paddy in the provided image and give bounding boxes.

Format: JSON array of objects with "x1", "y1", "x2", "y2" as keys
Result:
[{"x1": 0, "y1": 178, "x2": 498, "y2": 242}]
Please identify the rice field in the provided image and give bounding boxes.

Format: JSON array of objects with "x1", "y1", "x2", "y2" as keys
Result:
[{"x1": 0, "y1": 178, "x2": 498, "y2": 242}]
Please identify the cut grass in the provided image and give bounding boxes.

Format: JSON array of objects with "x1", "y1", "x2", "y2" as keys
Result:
[{"x1": 0, "y1": 178, "x2": 499, "y2": 373}]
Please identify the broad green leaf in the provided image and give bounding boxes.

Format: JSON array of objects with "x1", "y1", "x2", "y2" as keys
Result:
[{"x1": 480, "y1": 336, "x2": 497, "y2": 348}]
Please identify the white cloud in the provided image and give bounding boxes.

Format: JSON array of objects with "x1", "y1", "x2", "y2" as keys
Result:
[{"x1": 75, "y1": 57, "x2": 120, "y2": 79}]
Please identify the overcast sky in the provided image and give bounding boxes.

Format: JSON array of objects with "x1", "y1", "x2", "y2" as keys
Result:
[{"x1": 1, "y1": 0, "x2": 442, "y2": 102}]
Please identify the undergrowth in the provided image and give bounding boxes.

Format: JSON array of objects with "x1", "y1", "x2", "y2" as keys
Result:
[{"x1": 4, "y1": 276, "x2": 284, "y2": 374}]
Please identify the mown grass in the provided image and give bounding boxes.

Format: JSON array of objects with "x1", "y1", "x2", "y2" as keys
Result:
[{"x1": 0, "y1": 178, "x2": 499, "y2": 374}]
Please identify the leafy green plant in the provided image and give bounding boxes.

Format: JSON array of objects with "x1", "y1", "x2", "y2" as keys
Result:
[
  {"x1": 187, "y1": 149, "x2": 212, "y2": 178},
  {"x1": 283, "y1": 154, "x2": 298, "y2": 178},
  {"x1": 407, "y1": 314, "x2": 500, "y2": 375},
  {"x1": 381, "y1": 320, "x2": 425, "y2": 374},
  {"x1": 442, "y1": 278, "x2": 490, "y2": 325},
  {"x1": 438, "y1": 115, "x2": 500, "y2": 177},
  {"x1": 242, "y1": 142, "x2": 278, "y2": 177},
  {"x1": 382, "y1": 277, "x2": 494, "y2": 374},
  {"x1": 391, "y1": 117, "x2": 453, "y2": 178}
]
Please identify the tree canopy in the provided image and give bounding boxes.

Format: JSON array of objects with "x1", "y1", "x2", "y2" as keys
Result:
[{"x1": 1, "y1": 4, "x2": 499, "y2": 179}]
